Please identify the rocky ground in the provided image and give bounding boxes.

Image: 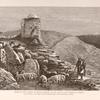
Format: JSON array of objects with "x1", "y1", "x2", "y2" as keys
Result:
[{"x1": 0, "y1": 30, "x2": 100, "y2": 90}]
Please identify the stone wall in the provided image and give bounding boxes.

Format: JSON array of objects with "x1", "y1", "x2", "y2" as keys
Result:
[{"x1": 21, "y1": 16, "x2": 41, "y2": 39}]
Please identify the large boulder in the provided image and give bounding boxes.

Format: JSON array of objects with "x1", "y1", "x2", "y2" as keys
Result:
[
  {"x1": 4, "y1": 44, "x2": 21, "y2": 64},
  {"x1": 0, "y1": 68, "x2": 19, "y2": 90},
  {"x1": 24, "y1": 59, "x2": 40, "y2": 75}
]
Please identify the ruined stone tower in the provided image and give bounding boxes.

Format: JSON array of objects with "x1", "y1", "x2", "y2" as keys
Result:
[{"x1": 21, "y1": 15, "x2": 44, "y2": 45}]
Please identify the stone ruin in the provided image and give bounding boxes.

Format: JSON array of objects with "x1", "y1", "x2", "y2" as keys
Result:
[{"x1": 21, "y1": 14, "x2": 44, "y2": 46}]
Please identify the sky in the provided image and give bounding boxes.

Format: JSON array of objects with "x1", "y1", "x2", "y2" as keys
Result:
[{"x1": 0, "y1": 7, "x2": 100, "y2": 35}]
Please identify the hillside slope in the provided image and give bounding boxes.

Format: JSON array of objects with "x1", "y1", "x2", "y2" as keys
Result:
[
  {"x1": 41, "y1": 30, "x2": 67, "y2": 48},
  {"x1": 52, "y1": 36, "x2": 100, "y2": 80}
]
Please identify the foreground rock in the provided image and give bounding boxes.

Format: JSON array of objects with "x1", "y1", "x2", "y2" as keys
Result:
[
  {"x1": 24, "y1": 59, "x2": 40, "y2": 75},
  {"x1": 0, "y1": 68, "x2": 19, "y2": 90}
]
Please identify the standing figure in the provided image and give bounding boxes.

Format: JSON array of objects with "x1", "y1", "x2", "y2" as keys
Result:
[
  {"x1": 80, "y1": 59, "x2": 86, "y2": 80},
  {"x1": 76, "y1": 57, "x2": 83, "y2": 79}
]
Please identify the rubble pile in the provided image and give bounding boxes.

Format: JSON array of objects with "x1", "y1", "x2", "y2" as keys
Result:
[{"x1": 0, "y1": 40, "x2": 97, "y2": 90}]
